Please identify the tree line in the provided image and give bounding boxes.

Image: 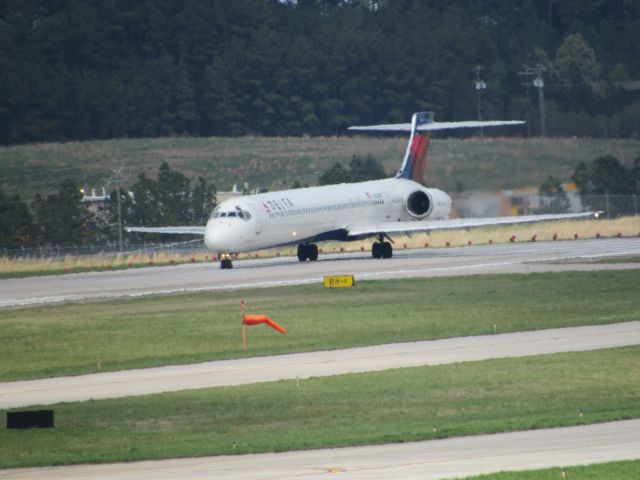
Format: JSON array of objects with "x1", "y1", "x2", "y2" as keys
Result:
[
  {"x1": 1, "y1": 0, "x2": 639, "y2": 145},
  {"x1": 0, "y1": 162, "x2": 215, "y2": 248},
  {"x1": 537, "y1": 156, "x2": 640, "y2": 216},
  {"x1": 0, "y1": 156, "x2": 383, "y2": 248},
  {"x1": 572, "y1": 155, "x2": 640, "y2": 216}
]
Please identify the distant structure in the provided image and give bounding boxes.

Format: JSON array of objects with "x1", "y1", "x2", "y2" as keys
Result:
[
  {"x1": 80, "y1": 187, "x2": 109, "y2": 217},
  {"x1": 80, "y1": 187, "x2": 108, "y2": 203},
  {"x1": 217, "y1": 184, "x2": 245, "y2": 204},
  {"x1": 217, "y1": 183, "x2": 262, "y2": 203},
  {"x1": 452, "y1": 183, "x2": 582, "y2": 218},
  {"x1": 499, "y1": 183, "x2": 580, "y2": 215}
]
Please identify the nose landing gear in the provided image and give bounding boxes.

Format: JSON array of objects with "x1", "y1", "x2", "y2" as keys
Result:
[{"x1": 220, "y1": 254, "x2": 233, "y2": 269}]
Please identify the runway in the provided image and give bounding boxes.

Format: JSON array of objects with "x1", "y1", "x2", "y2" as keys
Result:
[
  {"x1": 2, "y1": 321, "x2": 639, "y2": 409},
  {"x1": 3, "y1": 420, "x2": 639, "y2": 479},
  {"x1": 1, "y1": 238, "x2": 639, "y2": 308}
]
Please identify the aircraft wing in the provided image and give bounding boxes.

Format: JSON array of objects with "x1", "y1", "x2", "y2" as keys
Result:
[
  {"x1": 125, "y1": 226, "x2": 206, "y2": 235},
  {"x1": 346, "y1": 212, "x2": 599, "y2": 237}
]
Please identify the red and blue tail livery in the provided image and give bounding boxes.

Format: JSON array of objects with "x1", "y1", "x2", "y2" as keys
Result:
[{"x1": 396, "y1": 112, "x2": 433, "y2": 184}]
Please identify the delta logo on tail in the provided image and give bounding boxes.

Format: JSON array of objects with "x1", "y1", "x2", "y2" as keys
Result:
[{"x1": 397, "y1": 111, "x2": 432, "y2": 184}]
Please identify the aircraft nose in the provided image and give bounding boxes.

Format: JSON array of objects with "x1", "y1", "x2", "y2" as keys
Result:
[
  {"x1": 204, "y1": 221, "x2": 240, "y2": 252},
  {"x1": 205, "y1": 223, "x2": 226, "y2": 251}
]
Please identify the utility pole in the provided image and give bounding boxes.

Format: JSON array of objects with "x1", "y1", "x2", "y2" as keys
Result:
[
  {"x1": 109, "y1": 163, "x2": 127, "y2": 253},
  {"x1": 519, "y1": 63, "x2": 547, "y2": 136},
  {"x1": 473, "y1": 65, "x2": 487, "y2": 137},
  {"x1": 533, "y1": 65, "x2": 546, "y2": 136}
]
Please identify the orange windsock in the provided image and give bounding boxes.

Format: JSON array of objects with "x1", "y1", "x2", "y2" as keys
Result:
[
  {"x1": 242, "y1": 314, "x2": 269, "y2": 326},
  {"x1": 264, "y1": 318, "x2": 287, "y2": 334},
  {"x1": 242, "y1": 314, "x2": 287, "y2": 334}
]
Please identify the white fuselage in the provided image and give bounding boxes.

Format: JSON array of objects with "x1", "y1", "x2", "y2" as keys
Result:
[{"x1": 204, "y1": 178, "x2": 451, "y2": 253}]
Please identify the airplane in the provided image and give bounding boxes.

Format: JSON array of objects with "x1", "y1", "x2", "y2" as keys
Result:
[{"x1": 127, "y1": 112, "x2": 597, "y2": 269}]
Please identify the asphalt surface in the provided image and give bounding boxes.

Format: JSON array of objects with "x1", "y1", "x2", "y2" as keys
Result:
[
  {"x1": 1, "y1": 237, "x2": 640, "y2": 308},
  {"x1": 1, "y1": 238, "x2": 639, "y2": 479},
  {"x1": 2, "y1": 321, "x2": 639, "y2": 409},
  {"x1": 3, "y1": 420, "x2": 639, "y2": 479}
]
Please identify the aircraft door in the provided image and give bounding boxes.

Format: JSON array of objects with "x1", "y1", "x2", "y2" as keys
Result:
[{"x1": 249, "y1": 201, "x2": 265, "y2": 235}]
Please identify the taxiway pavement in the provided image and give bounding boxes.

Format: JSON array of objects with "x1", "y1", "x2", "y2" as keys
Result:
[
  {"x1": 3, "y1": 420, "x2": 639, "y2": 479},
  {"x1": 2, "y1": 321, "x2": 639, "y2": 409}
]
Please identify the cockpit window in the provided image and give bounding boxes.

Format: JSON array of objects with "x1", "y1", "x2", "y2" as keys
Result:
[{"x1": 210, "y1": 206, "x2": 252, "y2": 221}]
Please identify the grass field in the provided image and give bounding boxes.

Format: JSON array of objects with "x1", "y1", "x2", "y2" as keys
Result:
[
  {"x1": 1, "y1": 270, "x2": 639, "y2": 382},
  {"x1": 2, "y1": 135, "x2": 639, "y2": 196},
  {"x1": 1, "y1": 346, "x2": 638, "y2": 468},
  {"x1": 464, "y1": 460, "x2": 640, "y2": 479}
]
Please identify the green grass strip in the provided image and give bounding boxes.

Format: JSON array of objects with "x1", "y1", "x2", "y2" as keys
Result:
[
  {"x1": 1, "y1": 347, "x2": 639, "y2": 469},
  {"x1": 593, "y1": 255, "x2": 640, "y2": 264},
  {"x1": 1, "y1": 270, "x2": 639, "y2": 381},
  {"x1": 463, "y1": 459, "x2": 640, "y2": 479},
  {"x1": 0, "y1": 262, "x2": 168, "y2": 280}
]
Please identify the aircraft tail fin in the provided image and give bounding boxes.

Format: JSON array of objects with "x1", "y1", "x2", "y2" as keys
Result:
[
  {"x1": 348, "y1": 113, "x2": 524, "y2": 185},
  {"x1": 397, "y1": 112, "x2": 433, "y2": 183}
]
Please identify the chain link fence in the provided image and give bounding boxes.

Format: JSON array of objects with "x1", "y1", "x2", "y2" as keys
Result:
[
  {"x1": 579, "y1": 194, "x2": 640, "y2": 218},
  {"x1": 1, "y1": 239, "x2": 207, "y2": 260},
  {"x1": 3, "y1": 194, "x2": 639, "y2": 259}
]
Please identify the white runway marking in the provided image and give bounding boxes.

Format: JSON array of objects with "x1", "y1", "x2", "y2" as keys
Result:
[{"x1": 2, "y1": 321, "x2": 639, "y2": 409}]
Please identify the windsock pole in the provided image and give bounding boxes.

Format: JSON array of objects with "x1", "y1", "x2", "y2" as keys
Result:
[
  {"x1": 240, "y1": 300, "x2": 247, "y2": 351},
  {"x1": 240, "y1": 302, "x2": 287, "y2": 351}
]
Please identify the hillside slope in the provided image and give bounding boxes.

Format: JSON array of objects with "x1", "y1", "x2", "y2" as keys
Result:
[{"x1": 1, "y1": 136, "x2": 638, "y2": 197}]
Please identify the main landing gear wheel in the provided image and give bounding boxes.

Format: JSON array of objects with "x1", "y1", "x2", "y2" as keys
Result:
[
  {"x1": 220, "y1": 257, "x2": 233, "y2": 269},
  {"x1": 372, "y1": 241, "x2": 392, "y2": 259},
  {"x1": 297, "y1": 243, "x2": 319, "y2": 262}
]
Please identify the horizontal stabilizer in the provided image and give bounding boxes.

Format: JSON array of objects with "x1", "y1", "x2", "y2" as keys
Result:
[
  {"x1": 348, "y1": 119, "x2": 524, "y2": 132},
  {"x1": 349, "y1": 112, "x2": 525, "y2": 185}
]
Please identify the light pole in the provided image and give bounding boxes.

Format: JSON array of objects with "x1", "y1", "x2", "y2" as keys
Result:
[
  {"x1": 473, "y1": 65, "x2": 487, "y2": 137},
  {"x1": 519, "y1": 63, "x2": 546, "y2": 136}
]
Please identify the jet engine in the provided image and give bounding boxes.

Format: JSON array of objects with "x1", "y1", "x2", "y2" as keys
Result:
[{"x1": 405, "y1": 188, "x2": 451, "y2": 219}]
